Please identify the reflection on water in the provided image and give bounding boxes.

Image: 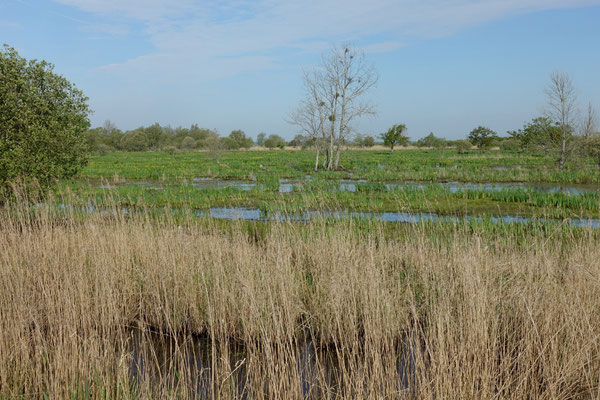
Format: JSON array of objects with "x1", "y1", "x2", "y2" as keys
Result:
[
  {"x1": 490, "y1": 165, "x2": 523, "y2": 171},
  {"x1": 128, "y1": 329, "x2": 223, "y2": 398},
  {"x1": 202, "y1": 207, "x2": 600, "y2": 228},
  {"x1": 192, "y1": 177, "x2": 257, "y2": 191},
  {"x1": 60, "y1": 203, "x2": 600, "y2": 228},
  {"x1": 125, "y1": 329, "x2": 415, "y2": 398},
  {"x1": 99, "y1": 181, "x2": 164, "y2": 190},
  {"x1": 96, "y1": 177, "x2": 600, "y2": 195},
  {"x1": 383, "y1": 181, "x2": 600, "y2": 195}
]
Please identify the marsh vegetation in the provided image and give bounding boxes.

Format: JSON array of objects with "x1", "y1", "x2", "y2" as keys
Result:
[
  {"x1": 1, "y1": 145, "x2": 600, "y2": 398},
  {"x1": 3, "y1": 28, "x2": 600, "y2": 400},
  {"x1": 1, "y1": 194, "x2": 600, "y2": 398}
]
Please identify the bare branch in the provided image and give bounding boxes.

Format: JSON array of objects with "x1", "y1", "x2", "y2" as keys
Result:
[
  {"x1": 545, "y1": 71, "x2": 578, "y2": 168},
  {"x1": 580, "y1": 102, "x2": 597, "y2": 137}
]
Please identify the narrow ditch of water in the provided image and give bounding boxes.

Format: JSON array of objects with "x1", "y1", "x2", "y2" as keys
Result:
[
  {"x1": 95, "y1": 177, "x2": 600, "y2": 195},
  {"x1": 55, "y1": 203, "x2": 600, "y2": 228}
]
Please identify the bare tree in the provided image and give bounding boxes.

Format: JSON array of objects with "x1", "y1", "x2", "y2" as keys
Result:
[
  {"x1": 289, "y1": 45, "x2": 377, "y2": 170},
  {"x1": 580, "y1": 102, "x2": 597, "y2": 137},
  {"x1": 288, "y1": 99, "x2": 325, "y2": 171},
  {"x1": 545, "y1": 71, "x2": 577, "y2": 169},
  {"x1": 102, "y1": 120, "x2": 118, "y2": 136},
  {"x1": 327, "y1": 46, "x2": 378, "y2": 168}
]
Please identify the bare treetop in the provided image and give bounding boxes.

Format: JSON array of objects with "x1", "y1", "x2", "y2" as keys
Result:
[
  {"x1": 545, "y1": 71, "x2": 577, "y2": 126},
  {"x1": 545, "y1": 71, "x2": 577, "y2": 169},
  {"x1": 581, "y1": 102, "x2": 597, "y2": 137}
]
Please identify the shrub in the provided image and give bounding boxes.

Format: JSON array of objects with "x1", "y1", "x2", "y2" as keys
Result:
[
  {"x1": 288, "y1": 134, "x2": 307, "y2": 148},
  {"x1": 380, "y1": 124, "x2": 409, "y2": 152},
  {"x1": 264, "y1": 134, "x2": 286, "y2": 149},
  {"x1": 583, "y1": 135, "x2": 600, "y2": 168},
  {"x1": 256, "y1": 132, "x2": 266, "y2": 146},
  {"x1": 499, "y1": 138, "x2": 521, "y2": 151},
  {"x1": 454, "y1": 140, "x2": 472, "y2": 154},
  {"x1": 229, "y1": 130, "x2": 253, "y2": 149},
  {"x1": 362, "y1": 136, "x2": 375, "y2": 147},
  {"x1": 468, "y1": 126, "x2": 498, "y2": 150},
  {"x1": 0, "y1": 44, "x2": 91, "y2": 191},
  {"x1": 221, "y1": 137, "x2": 240, "y2": 150},
  {"x1": 162, "y1": 145, "x2": 178, "y2": 155},
  {"x1": 96, "y1": 144, "x2": 112, "y2": 154},
  {"x1": 180, "y1": 136, "x2": 197, "y2": 150},
  {"x1": 415, "y1": 132, "x2": 446, "y2": 149},
  {"x1": 120, "y1": 130, "x2": 148, "y2": 152}
]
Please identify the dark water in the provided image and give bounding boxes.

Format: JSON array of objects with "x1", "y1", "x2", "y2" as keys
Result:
[
  {"x1": 127, "y1": 329, "x2": 247, "y2": 398},
  {"x1": 126, "y1": 329, "x2": 415, "y2": 398}
]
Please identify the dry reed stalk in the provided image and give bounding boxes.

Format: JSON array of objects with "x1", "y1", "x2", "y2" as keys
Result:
[{"x1": 0, "y1": 200, "x2": 599, "y2": 398}]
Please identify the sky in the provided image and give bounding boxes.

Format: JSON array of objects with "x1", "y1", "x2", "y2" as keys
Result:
[{"x1": 2, "y1": 0, "x2": 600, "y2": 141}]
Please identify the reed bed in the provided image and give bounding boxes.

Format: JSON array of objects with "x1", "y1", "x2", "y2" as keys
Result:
[{"x1": 1, "y1": 197, "x2": 600, "y2": 399}]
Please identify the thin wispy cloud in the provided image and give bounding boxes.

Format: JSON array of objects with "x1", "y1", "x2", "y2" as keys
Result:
[
  {"x1": 0, "y1": 21, "x2": 20, "y2": 28},
  {"x1": 31, "y1": 0, "x2": 598, "y2": 136},
  {"x1": 52, "y1": 0, "x2": 600, "y2": 81}
]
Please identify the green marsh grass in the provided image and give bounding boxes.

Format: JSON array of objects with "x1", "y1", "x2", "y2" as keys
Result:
[{"x1": 81, "y1": 149, "x2": 600, "y2": 184}]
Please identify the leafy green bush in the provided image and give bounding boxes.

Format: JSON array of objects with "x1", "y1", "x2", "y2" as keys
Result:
[
  {"x1": 0, "y1": 44, "x2": 91, "y2": 190},
  {"x1": 229, "y1": 130, "x2": 253, "y2": 149},
  {"x1": 380, "y1": 124, "x2": 408, "y2": 152},
  {"x1": 468, "y1": 126, "x2": 498, "y2": 150},
  {"x1": 264, "y1": 134, "x2": 286, "y2": 149},
  {"x1": 415, "y1": 132, "x2": 446, "y2": 148},
  {"x1": 454, "y1": 140, "x2": 472, "y2": 154},
  {"x1": 120, "y1": 131, "x2": 148, "y2": 151},
  {"x1": 180, "y1": 136, "x2": 197, "y2": 150},
  {"x1": 362, "y1": 136, "x2": 375, "y2": 147},
  {"x1": 499, "y1": 138, "x2": 521, "y2": 151},
  {"x1": 221, "y1": 137, "x2": 240, "y2": 150},
  {"x1": 583, "y1": 135, "x2": 600, "y2": 168},
  {"x1": 162, "y1": 145, "x2": 179, "y2": 155},
  {"x1": 96, "y1": 144, "x2": 112, "y2": 154}
]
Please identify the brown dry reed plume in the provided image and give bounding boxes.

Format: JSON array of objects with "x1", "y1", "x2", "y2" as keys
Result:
[{"x1": 0, "y1": 191, "x2": 599, "y2": 399}]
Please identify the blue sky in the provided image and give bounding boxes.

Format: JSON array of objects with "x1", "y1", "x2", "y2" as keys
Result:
[{"x1": 2, "y1": 0, "x2": 600, "y2": 140}]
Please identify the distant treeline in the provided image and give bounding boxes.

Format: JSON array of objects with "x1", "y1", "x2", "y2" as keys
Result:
[
  {"x1": 85, "y1": 118, "x2": 599, "y2": 156},
  {"x1": 83, "y1": 121, "x2": 472, "y2": 153},
  {"x1": 84, "y1": 122, "x2": 290, "y2": 153}
]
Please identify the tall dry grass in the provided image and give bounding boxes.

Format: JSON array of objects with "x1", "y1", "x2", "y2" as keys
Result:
[{"x1": 1, "y1": 199, "x2": 599, "y2": 399}]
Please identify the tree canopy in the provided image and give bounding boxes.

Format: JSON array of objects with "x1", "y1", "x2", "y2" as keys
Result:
[
  {"x1": 380, "y1": 124, "x2": 408, "y2": 152},
  {"x1": 415, "y1": 132, "x2": 446, "y2": 149},
  {"x1": 508, "y1": 117, "x2": 563, "y2": 151},
  {"x1": 0, "y1": 44, "x2": 91, "y2": 190},
  {"x1": 468, "y1": 126, "x2": 498, "y2": 150},
  {"x1": 228, "y1": 129, "x2": 254, "y2": 149},
  {"x1": 264, "y1": 134, "x2": 286, "y2": 149}
]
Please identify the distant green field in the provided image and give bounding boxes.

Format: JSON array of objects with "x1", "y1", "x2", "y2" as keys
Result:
[
  {"x1": 50, "y1": 149, "x2": 600, "y2": 220},
  {"x1": 79, "y1": 148, "x2": 600, "y2": 183}
]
